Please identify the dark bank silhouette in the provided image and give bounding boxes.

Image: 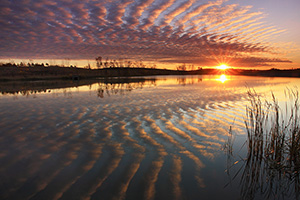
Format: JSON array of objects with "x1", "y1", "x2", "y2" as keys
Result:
[
  {"x1": 1, "y1": 62, "x2": 300, "y2": 81},
  {"x1": 0, "y1": 62, "x2": 200, "y2": 81}
]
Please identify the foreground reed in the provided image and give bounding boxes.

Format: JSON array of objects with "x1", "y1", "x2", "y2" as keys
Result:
[{"x1": 226, "y1": 89, "x2": 300, "y2": 199}]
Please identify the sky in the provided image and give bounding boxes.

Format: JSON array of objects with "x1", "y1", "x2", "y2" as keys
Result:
[{"x1": 0, "y1": 0, "x2": 299, "y2": 69}]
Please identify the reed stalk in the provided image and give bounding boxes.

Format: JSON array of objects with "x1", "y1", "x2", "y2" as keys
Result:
[{"x1": 228, "y1": 88, "x2": 300, "y2": 199}]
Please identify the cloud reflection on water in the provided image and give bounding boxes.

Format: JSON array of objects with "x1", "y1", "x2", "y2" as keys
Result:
[{"x1": 0, "y1": 75, "x2": 299, "y2": 199}]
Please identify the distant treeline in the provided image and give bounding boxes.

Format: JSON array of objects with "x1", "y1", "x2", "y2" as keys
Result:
[
  {"x1": 227, "y1": 68, "x2": 300, "y2": 78},
  {"x1": 0, "y1": 62, "x2": 77, "y2": 68},
  {"x1": 94, "y1": 56, "x2": 157, "y2": 69},
  {"x1": 1, "y1": 61, "x2": 300, "y2": 81},
  {"x1": 0, "y1": 62, "x2": 204, "y2": 81}
]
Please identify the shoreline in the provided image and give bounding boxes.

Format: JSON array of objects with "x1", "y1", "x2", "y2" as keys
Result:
[{"x1": 1, "y1": 65, "x2": 300, "y2": 82}]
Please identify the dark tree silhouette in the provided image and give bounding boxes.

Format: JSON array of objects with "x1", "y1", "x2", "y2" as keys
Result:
[{"x1": 96, "y1": 56, "x2": 102, "y2": 69}]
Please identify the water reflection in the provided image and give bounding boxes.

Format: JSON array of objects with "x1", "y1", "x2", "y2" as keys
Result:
[
  {"x1": 239, "y1": 152, "x2": 300, "y2": 200},
  {"x1": 0, "y1": 78, "x2": 157, "y2": 98},
  {"x1": 216, "y1": 74, "x2": 228, "y2": 83},
  {"x1": 1, "y1": 75, "x2": 288, "y2": 99},
  {"x1": 0, "y1": 76, "x2": 206, "y2": 98},
  {"x1": 225, "y1": 89, "x2": 300, "y2": 200},
  {"x1": 96, "y1": 79, "x2": 156, "y2": 98},
  {"x1": 176, "y1": 77, "x2": 202, "y2": 85},
  {"x1": 0, "y1": 75, "x2": 299, "y2": 199}
]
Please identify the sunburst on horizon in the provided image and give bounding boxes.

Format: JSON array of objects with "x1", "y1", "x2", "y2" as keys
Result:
[{"x1": 216, "y1": 64, "x2": 229, "y2": 70}]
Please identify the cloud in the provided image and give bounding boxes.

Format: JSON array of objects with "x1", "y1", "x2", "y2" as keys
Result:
[
  {"x1": 233, "y1": 57, "x2": 292, "y2": 67},
  {"x1": 0, "y1": 0, "x2": 292, "y2": 68},
  {"x1": 122, "y1": 0, "x2": 155, "y2": 28}
]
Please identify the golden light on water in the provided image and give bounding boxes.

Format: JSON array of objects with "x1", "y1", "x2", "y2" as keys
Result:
[{"x1": 217, "y1": 74, "x2": 228, "y2": 83}]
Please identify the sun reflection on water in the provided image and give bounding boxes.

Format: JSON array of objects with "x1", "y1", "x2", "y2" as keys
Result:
[{"x1": 216, "y1": 74, "x2": 228, "y2": 83}]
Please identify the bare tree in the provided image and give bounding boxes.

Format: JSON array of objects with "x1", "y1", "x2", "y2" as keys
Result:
[{"x1": 96, "y1": 56, "x2": 102, "y2": 69}]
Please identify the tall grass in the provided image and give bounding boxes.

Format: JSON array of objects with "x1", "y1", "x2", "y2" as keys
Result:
[{"x1": 227, "y1": 88, "x2": 300, "y2": 199}]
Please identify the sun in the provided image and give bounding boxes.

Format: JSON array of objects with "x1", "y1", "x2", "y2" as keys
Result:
[{"x1": 216, "y1": 64, "x2": 229, "y2": 70}]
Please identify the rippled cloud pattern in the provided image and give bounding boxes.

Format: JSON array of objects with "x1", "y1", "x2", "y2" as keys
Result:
[{"x1": 0, "y1": 0, "x2": 292, "y2": 67}]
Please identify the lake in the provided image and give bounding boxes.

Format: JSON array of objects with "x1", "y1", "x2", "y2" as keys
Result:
[{"x1": 0, "y1": 75, "x2": 299, "y2": 200}]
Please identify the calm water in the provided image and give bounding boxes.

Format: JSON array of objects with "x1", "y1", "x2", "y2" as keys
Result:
[{"x1": 0, "y1": 75, "x2": 299, "y2": 200}]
